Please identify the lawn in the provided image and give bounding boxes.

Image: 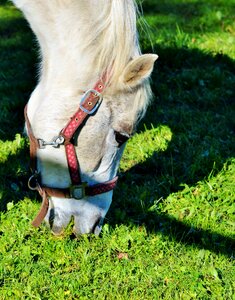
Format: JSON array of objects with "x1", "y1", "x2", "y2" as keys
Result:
[{"x1": 0, "y1": 0, "x2": 234, "y2": 299}]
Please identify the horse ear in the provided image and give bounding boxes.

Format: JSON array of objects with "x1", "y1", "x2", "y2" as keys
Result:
[{"x1": 121, "y1": 54, "x2": 158, "y2": 88}]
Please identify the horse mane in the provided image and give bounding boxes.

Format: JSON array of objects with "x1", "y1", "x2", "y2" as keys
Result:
[
  {"x1": 22, "y1": 0, "x2": 152, "y2": 121},
  {"x1": 83, "y1": 0, "x2": 152, "y2": 120},
  {"x1": 85, "y1": 1, "x2": 140, "y2": 80}
]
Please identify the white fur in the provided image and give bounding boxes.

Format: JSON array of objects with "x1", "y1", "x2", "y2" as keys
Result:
[{"x1": 12, "y1": 0, "x2": 158, "y2": 234}]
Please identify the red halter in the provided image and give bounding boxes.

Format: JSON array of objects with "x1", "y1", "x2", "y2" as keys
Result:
[{"x1": 25, "y1": 77, "x2": 118, "y2": 227}]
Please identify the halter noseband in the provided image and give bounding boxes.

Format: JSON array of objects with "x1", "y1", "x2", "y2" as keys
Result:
[{"x1": 25, "y1": 78, "x2": 118, "y2": 227}]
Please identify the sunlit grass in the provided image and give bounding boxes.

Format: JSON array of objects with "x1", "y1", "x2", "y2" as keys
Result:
[
  {"x1": 120, "y1": 125, "x2": 172, "y2": 171},
  {"x1": 0, "y1": 134, "x2": 26, "y2": 163}
]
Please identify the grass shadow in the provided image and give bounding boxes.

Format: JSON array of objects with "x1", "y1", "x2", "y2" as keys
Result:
[
  {"x1": 107, "y1": 205, "x2": 235, "y2": 258},
  {"x1": 137, "y1": 45, "x2": 234, "y2": 189},
  {"x1": 0, "y1": 9, "x2": 36, "y2": 209},
  {"x1": 0, "y1": 141, "x2": 33, "y2": 211},
  {"x1": 140, "y1": 0, "x2": 235, "y2": 34},
  {"x1": 0, "y1": 10, "x2": 37, "y2": 141}
]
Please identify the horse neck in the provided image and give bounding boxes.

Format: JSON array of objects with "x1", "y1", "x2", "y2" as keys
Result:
[
  {"x1": 20, "y1": 0, "x2": 139, "y2": 90},
  {"x1": 27, "y1": 3, "x2": 109, "y2": 90}
]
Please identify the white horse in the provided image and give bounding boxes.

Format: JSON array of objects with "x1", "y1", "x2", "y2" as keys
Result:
[{"x1": 12, "y1": 0, "x2": 158, "y2": 235}]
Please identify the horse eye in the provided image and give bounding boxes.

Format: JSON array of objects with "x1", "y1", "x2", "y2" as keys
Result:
[{"x1": 114, "y1": 131, "x2": 130, "y2": 146}]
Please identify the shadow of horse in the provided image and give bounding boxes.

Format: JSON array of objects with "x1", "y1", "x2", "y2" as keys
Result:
[{"x1": 107, "y1": 46, "x2": 235, "y2": 258}]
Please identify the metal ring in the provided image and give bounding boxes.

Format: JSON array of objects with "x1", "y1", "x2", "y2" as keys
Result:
[{"x1": 28, "y1": 174, "x2": 39, "y2": 190}]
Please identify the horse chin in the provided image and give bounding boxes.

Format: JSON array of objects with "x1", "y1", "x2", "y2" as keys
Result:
[{"x1": 44, "y1": 194, "x2": 112, "y2": 236}]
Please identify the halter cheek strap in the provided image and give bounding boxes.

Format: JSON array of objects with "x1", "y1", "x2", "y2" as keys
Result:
[
  {"x1": 61, "y1": 80, "x2": 105, "y2": 185},
  {"x1": 25, "y1": 77, "x2": 119, "y2": 228}
]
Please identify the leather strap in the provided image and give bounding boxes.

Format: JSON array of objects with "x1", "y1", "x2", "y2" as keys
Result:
[
  {"x1": 42, "y1": 176, "x2": 118, "y2": 198},
  {"x1": 65, "y1": 143, "x2": 82, "y2": 184},
  {"x1": 31, "y1": 176, "x2": 118, "y2": 228},
  {"x1": 24, "y1": 105, "x2": 39, "y2": 172},
  {"x1": 31, "y1": 189, "x2": 49, "y2": 228}
]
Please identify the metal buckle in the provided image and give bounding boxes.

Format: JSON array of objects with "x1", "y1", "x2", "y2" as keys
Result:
[
  {"x1": 79, "y1": 89, "x2": 103, "y2": 115},
  {"x1": 70, "y1": 183, "x2": 87, "y2": 199},
  {"x1": 38, "y1": 135, "x2": 65, "y2": 149}
]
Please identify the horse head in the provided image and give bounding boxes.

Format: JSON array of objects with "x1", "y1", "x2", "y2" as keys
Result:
[{"x1": 12, "y1": 0, "x2": 158, "y2": 235}]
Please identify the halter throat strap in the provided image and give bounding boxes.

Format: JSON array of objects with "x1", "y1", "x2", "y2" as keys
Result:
[{"x1": 25, "y1": 77, "x2": 118, "y2": 228}]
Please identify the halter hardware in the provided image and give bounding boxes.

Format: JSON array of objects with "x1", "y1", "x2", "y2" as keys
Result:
[
  {"x1": 70, "y1": 183, "x2": 87, "y2": 199},
  {"x1": 38, "y1": 135, "x2": 65, "y2": 149},
  {"x1": 79, "y1": 89, "x2": 103, "y2": 115},
  {"x1": 28, "y1": 172, "x2": 40, "y2": 191}
]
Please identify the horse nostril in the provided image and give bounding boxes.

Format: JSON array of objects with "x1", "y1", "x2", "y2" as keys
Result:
[
  {"x1": 92, "y1": 216, "x2": 103, "y2": 235},
  {"x1": 49, "y1": 208, "x2": 55, "y2": 229}
]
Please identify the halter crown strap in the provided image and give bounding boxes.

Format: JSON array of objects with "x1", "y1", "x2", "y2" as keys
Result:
[{"x1": 25, "y1": 77, "x2": 119, "y2": 228}]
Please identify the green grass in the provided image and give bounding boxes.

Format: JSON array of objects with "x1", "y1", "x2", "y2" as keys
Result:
[{"x1": 0, "y1": 0, "x2": 234, "y2": 299}]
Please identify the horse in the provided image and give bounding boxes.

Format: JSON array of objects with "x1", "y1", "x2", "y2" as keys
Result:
[{"x1": 12, "y1": 0, "x2": 158, "y2": 235}]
